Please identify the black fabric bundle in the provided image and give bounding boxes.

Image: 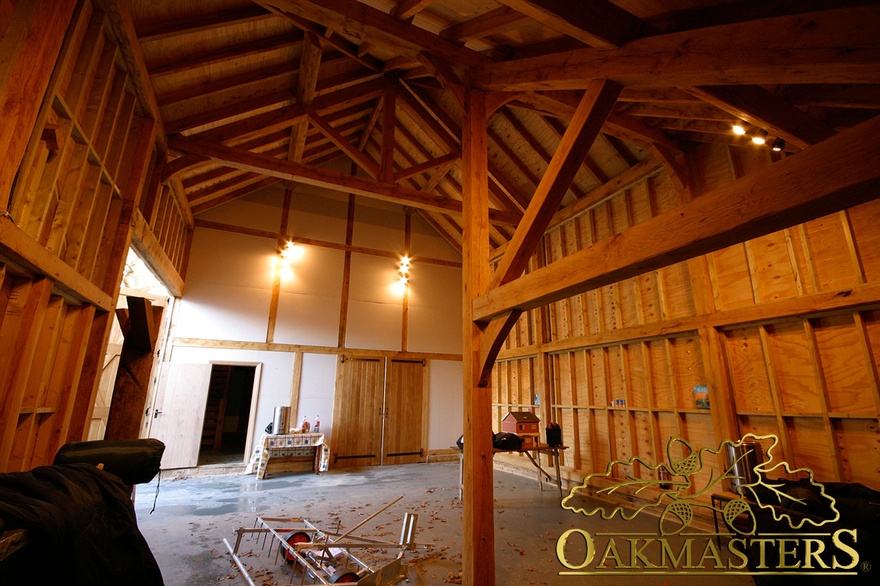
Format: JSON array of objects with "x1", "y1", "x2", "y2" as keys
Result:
[{"x1": 0, "y1": 463, "x2": 164, "y2": 585}]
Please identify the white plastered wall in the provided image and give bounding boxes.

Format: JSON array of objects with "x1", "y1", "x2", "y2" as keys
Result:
[{"x1": 167, "y1": 180, "x2": 463, "y2": 459}]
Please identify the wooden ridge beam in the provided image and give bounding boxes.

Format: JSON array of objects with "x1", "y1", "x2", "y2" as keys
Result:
[
  {"x1": 169, "y1": 136, "x2": 519, "y2": 224},
  {"x1": 470, "y1": 5, "x2": 880, "y2": 90},
  {"x1": 473, "y1": 113, "x2": 880, "y2": 323}
]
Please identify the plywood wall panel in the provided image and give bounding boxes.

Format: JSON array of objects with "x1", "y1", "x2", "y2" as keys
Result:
[
  {"x1": 737, "y1": 414, "x2": 780, "y2": 440},
  {"x1": 629, "y1": 181, "x2": 654, "y2": 224},
  {"x1": 592, "y1": 204, "x2": 611, "y2": 241},
  {"x1": 847, "y1": 201, "x2": 880, "y2": 283},
  {"x1": 552, "y1": 352, "x2": 576, "y2": 406},
  {"x1": 647, "y1": 340, "x2": 674, "y2": 409},
  {"x1": 811, "y1": 314, "x2": 873, "y2": 414},
  {"x1": 655, "y1": 412, "x2": 679, "y2": 458},
  {"x1": 609, "y1": 192, "x2": 629, "y2": 235},
  {"x1": 592, "y1": 412, "x2": 611, "y2": 471},
  {"x1": 834, "y1": 418, "x2": 880, "y2": 485},
  {"x1": 711, "y1": 245, "x2": 754, "y2": 310},
  {"x1": 632, "y1": 410, "x2": 656, "y2": 467},
  {"x1": 611, "y1": 411, "x2": 632, "y2": 463},
  {"x1": 583, "y1": 289, "x2": 601, "y2": 335},
  {"x1": 626, "y1": 343, "x2": 648, "y2": 409},
  {"x1": 692, "y1": 142, "x2": 736, "y2": 195},
  {"x1": 786, "y1": 416, "x2": 838, "y2": 480},
  {"x1": 576, "y1": 408, "x2": 594, "y2": 471},
  {"x1": 658, "y1": 262, "x2": 695, "y2": 319},
  {"x1": 803, "y1": 215, "x2": 859, "y2": 292},
  {"x1": 636, "y1": 273, "x2": 662, "y2": 323},
  {"x1": 607, "y1": 346, "x2": 625, "y2": 403},
  {"x1": 589, "y1": 348, "x2": 607, "y2": 406},
  {"x1": 751, "y1": 231, "x2": 798, "y2": 303},
  {"x1": 765, "y1": 322, "x2": 822, "y2": 414},
  {"x1": 617, "y1": 279, "x2": 640, "y2": 328},
  {"x1": 599, "y1": 284, "x2": 618, "y2": 330},
  {"x1": 670, "y1": 336, "x2": 702, "y2": 409},
  {"x1": 725, "y1": 328, "x2": 774, "y2": 414},
  {"x1": 569, "y1": 291, "x2": 586, "y2": 338}
]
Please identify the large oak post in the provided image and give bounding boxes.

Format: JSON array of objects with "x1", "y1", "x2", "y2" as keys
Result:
[{"x1": 461, "y1": 87, "x2": 493, "y2": 585}]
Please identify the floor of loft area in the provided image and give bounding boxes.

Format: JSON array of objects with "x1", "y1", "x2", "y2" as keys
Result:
[{"x1": 134, "y1": 462, "x2": 756, "y2": 586}]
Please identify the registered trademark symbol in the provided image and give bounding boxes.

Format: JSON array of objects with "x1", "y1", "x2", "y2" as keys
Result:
[{"x1": 861, "y1": 561, "x2": 871, "y2": 572}]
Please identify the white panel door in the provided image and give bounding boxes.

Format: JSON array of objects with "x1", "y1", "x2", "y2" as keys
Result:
[{"x1": 150, "y1": 363, "x2": 211, "y2": 469}]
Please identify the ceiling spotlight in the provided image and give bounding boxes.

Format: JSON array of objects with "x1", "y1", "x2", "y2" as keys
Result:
[
  {"x1": 732, "y1": 122, "x2": 746, "y2": 135},
  {"x1": 751, "y1": 130, "x2": 767, "y2": 145},
  {"x1": 771, "y1": 137, "x2": 786, "y2": 152}
]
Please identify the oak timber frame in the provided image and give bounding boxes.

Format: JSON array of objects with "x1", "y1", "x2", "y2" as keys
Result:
[
  {"x1": 4, "y1": 4, "x2": 880, "y2": 586},
  {"x1": 460, "y1": 95, "x2": 880, "y2": 586}
]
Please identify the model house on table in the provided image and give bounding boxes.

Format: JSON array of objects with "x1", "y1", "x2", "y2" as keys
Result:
[{"x1": 501, "y1": 411, "x2": 541, "y2": 450}]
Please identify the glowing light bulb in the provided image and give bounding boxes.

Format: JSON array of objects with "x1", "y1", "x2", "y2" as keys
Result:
[{"x1": 732, "y1": 123, "x2": 746, "y2": 135}]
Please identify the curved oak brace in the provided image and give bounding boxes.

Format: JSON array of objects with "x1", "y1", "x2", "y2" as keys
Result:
[{"x1": 477, "y1": 310, "x2": 523, "y2": 387}]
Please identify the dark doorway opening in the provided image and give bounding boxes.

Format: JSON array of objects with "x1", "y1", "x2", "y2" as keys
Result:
[{"x1": 198, "y1": 364, "x2": 256, "y2": 466}]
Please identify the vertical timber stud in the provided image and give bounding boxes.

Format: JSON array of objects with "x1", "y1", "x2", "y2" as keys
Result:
[
  {"x1": 0, "y1": 0, "x2": 78, "y2": 208},
  {"x1": 461, "y1": 87, "x2": 493, "y2": 585}
]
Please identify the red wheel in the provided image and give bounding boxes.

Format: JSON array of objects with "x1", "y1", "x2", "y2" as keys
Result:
[
  {"x1": 283, "y1": 531, "x2": 310, "y2": 562},
  {"x1": 332, "y1": 571, "x2": 360, "y2": 583}
]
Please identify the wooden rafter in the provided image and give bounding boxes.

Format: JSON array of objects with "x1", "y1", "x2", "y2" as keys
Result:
[
  {"x1": 135, "y1": 4, "x2": 272, "y2": 42},
  {"x1": 497, "y1": 0, "x2": 643, "y2": 48}
]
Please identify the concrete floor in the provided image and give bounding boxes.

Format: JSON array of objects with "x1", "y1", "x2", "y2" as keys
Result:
[{"x1": 134, "y1": 461, "x2": 756, "y2": 586}]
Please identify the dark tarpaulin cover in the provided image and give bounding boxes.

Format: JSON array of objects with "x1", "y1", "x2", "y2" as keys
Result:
[{"x1": 0, "y1": 463, "x2": 164, "y2": 585}]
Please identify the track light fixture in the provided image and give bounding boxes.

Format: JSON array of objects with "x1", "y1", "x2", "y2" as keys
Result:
[
  {"x1": 771, "y1": 137, "x2": 785, "y2": 152},
  {"x1": 751, "y1": 130, "x2": 767, "y2": 145},
  {"x1": 732, "y1": 122, "x2": 746, "y2": 135}
]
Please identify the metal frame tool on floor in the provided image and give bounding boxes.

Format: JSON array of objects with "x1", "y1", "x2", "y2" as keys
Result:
[{"x1": 223, "y1": 496, "x2": 418, "y2": 585}]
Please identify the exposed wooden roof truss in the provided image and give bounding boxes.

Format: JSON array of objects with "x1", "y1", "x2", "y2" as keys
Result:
[{"x1": 110, "y1": 0, "x2": 880, "y2": 256}]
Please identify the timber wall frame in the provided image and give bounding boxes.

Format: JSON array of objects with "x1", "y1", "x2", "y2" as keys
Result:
[{"x1": 0, "y1": 0, "x2": 189, "y2": 472}]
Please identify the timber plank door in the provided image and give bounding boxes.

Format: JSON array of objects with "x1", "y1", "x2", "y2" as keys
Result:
[
  {"x1": 150, "y1": 363, "x2": 211, "y2": 469},
  {"x1": 383, "y1": 359, "x2": 426, "y2": 465},
  {"x1": 332, "y1": 358, "x2": 384, "y2": 467}
]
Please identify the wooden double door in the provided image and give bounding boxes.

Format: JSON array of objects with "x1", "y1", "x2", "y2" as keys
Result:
[{"x1": 331, "y1": 357, "x2": 426, "y2": 468}]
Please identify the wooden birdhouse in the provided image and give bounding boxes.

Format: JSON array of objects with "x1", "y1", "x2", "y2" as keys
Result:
[{"x1": 501, "y1": 411, "x2": 540, "y2": 450}]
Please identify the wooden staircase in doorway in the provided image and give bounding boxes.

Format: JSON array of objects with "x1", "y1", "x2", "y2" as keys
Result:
[{"x1": 201, "y1": 365, "x2": 231, "y2": 450}]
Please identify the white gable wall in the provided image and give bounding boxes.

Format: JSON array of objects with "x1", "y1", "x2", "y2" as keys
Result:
[{"x1": 164, "y1": 181, "x2": 463, "y2": 461}]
